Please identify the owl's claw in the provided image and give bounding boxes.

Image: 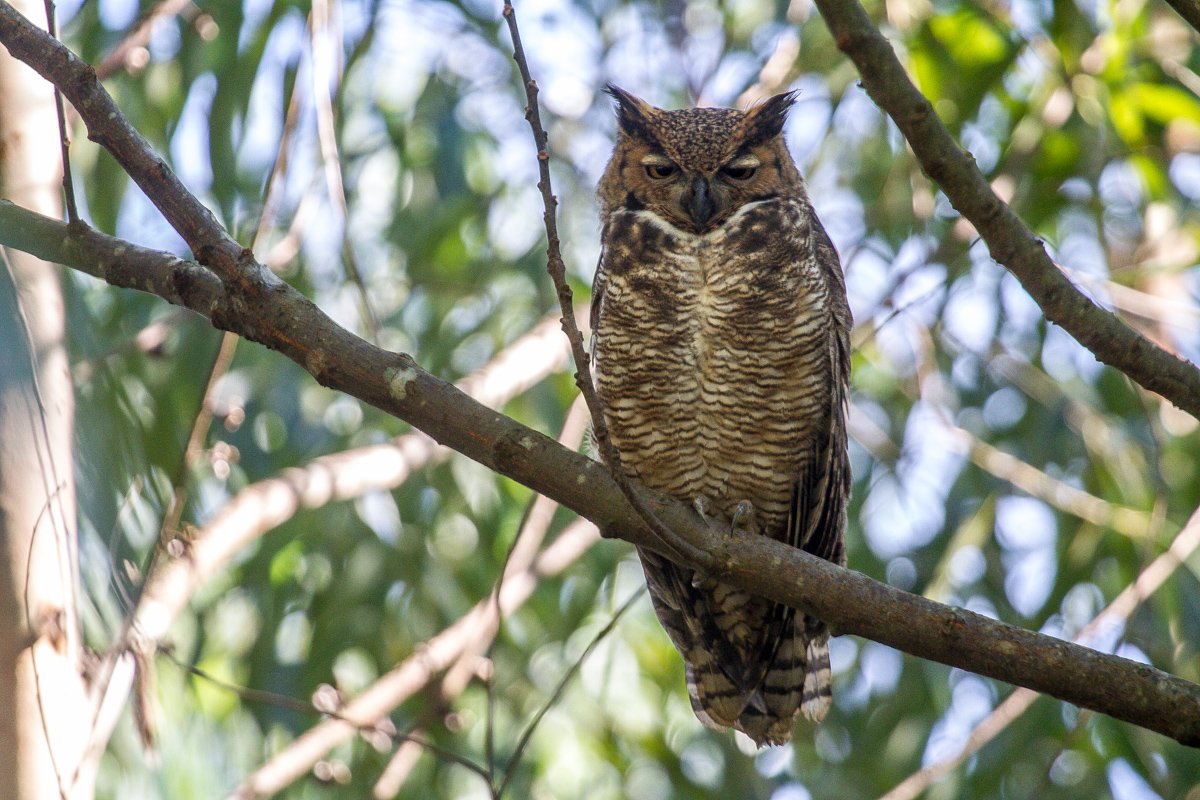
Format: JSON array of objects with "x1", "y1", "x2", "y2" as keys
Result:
[
  {"x1": 730, "y1": 500, "x2": 757, "y2": 536},
  {"x1": 692, "y1": 495, "x2": 712, "y2": 524}
]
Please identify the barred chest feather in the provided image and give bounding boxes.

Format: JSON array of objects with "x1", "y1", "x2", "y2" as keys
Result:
[{"x1": 593, "y1": 197, "x2": 834, "y2": 538}]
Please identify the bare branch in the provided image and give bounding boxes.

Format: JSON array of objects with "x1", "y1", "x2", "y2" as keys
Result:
[
  {"x1": 812, "y1": 0, "x2": 1200, "y2": 420},
  {"x1": 39, "y1": 0, "x2": 75, "y2": 223}
]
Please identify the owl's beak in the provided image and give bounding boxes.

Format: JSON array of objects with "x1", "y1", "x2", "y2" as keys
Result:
[{"x1": 684, "y1": 176, "x2": 716, "y2": 228}]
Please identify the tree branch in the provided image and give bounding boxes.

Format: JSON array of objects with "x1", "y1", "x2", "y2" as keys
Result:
[
  {"x1": 812, "y1": 0, "x2": 1200, "y2": 420},
  {"x1": 2, "y1": 1, "x2": 1200, "y2": 748},
  {"x1": 1162, "y1": 0, "x2": 1200, "y2": 35}
]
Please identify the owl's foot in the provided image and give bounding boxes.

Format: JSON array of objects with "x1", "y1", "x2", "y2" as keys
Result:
[
  {"x1": 730, "y1": 500, "x2": 757, "y2": 537},
  {"x1": 690, "y1": 496, "x2": 716, "y2": 588}
]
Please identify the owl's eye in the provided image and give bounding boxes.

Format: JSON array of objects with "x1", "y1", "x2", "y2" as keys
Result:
[
  {"x1": 721, "y1": 164, "x2": 757, "y2": 181},
  {"x1": 644, "y1": 163, "x2": 678, "y2": 180}
]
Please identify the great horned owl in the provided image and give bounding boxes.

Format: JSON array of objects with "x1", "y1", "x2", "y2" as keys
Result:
[{"x1": 590, "y1": 85, "x2": 852, "y2": 746}]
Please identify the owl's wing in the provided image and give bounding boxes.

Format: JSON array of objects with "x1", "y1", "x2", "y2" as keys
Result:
[
  {"x1": 588, "y1": 248, "x2": 608, "y2": 356},
  {"x1": 789, "y1": 217, "x2": 852, "y2": 567},
  {"x1": 732, "y1": 215, "x2": 852, "y2": 736}
]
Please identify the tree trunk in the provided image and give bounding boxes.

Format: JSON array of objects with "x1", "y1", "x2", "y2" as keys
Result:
[{"x1": 0, "y1": 0, "x2": 89, "y2": 797}]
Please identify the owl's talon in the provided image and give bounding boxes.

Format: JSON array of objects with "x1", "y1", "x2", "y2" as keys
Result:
[
  {"x1": 692, "y1": 495, "x2": 712, "y2": 524},
  {"x1": 730, "y1": 500, "x2": 757, "y2": 536}
]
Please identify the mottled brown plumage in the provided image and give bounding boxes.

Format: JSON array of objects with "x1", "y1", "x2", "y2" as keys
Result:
[{"x1": 591, "y1": 86, "x2": 852, "y2": 746}]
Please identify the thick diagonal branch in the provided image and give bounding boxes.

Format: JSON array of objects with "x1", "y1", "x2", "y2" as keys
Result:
[{"x1": 813, "y1": 0, "x2": 1200, "y2": 420}]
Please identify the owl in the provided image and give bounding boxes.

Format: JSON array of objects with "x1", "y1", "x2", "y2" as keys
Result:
[{"x1": 590, "y1": 85, "x2": 852, "y2": 746}]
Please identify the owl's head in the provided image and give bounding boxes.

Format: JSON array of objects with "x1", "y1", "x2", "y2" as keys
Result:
[{"x1": 598, "y1": 85, "x2": 803, "y2": 234}]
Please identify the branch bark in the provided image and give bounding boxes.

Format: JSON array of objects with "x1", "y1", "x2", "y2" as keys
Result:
[
  {"x1": 2, "y1": 0, "x2": 1200, "y2": 752},
  {"x1": 812, "y1": 0, "x2": 1200, "y2": 420}
]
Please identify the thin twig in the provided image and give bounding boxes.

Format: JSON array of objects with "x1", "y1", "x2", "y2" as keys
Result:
[
  {"x1": 40, "y1": 0, "x2": 75, "y2": 222},
  {"x1": 253, "y1": 54, "x2": 307, "y2": 264},
  {"x1": 159, "y1": 332, "x2": 238, "y2": 546},
  {"x1": 120, "y1": 330, "x2": 237, "y2": 749},
  {"x1": 500, "y1": 0, "x2": 712, "y2": 571}
]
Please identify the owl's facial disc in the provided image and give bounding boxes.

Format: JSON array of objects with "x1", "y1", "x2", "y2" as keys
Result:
[{"x1": 634, "y1": 149, "x2": 774, "y2": 233}]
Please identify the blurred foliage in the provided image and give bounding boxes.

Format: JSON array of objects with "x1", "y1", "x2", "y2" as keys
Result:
[{"x1": 50, "y1": 0, "x2": 1200, "y2": 797}]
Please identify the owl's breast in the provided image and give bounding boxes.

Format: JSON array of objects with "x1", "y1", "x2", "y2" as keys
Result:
[{"x1": 594, "y1": 201, "x2": 834, "y2": 534}]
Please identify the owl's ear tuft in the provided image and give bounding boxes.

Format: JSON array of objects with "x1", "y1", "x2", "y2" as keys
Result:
[
  {"x1": 742, "y1": 90, "x2": 798, "y2": 146},
  {"x1": 604, "y1": 84, "x2": 660, "y2": 143}
]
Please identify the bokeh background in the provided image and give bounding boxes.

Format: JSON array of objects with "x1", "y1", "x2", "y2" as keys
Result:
[{"x1": 55, "y1": 0, "x2": 1200, "y2": 796}]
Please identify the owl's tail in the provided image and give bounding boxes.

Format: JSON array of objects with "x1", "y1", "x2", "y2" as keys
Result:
[
  {"x1": 800, "y1": 632, "x2": 834, "y2": 722},
  {"x1": 684, "y1": 615, "x2": 832, "y2": 747}
]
